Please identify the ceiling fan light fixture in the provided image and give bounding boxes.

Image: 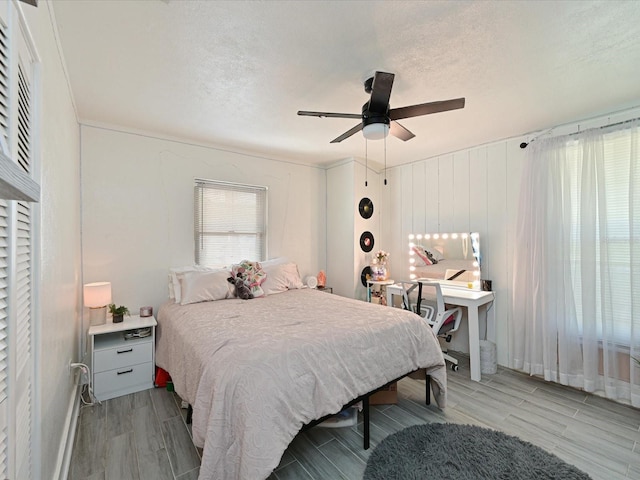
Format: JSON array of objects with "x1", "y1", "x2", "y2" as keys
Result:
[{"x1": 362, "y1": 123, "x2": 389, "y2": 140}]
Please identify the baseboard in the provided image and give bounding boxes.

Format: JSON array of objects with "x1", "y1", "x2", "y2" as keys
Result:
[{"x1": 54, "y1": 382, "x2": 82, "y2": 480}]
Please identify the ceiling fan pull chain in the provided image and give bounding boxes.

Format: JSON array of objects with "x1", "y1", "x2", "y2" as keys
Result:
[
  {"x1": 365, "y1": 139, "x2": 368, "y2": 187},
  {"x1": 384, "y1": 134, "x2": 387, "y2": 186}
]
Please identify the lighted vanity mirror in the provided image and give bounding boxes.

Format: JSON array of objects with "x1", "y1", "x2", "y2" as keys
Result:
[{"x1": 408, "y1": 232, "x2": 481, "y2": 290}]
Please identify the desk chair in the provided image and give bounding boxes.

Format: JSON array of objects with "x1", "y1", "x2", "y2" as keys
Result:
[{"x1": 414, "y1": 282, "x2": 463, "y2": 371}]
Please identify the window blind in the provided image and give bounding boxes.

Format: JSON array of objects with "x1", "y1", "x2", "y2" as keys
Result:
[
  {"x1": 194, "y1": 179, "x2": 267, "y2": 266},
  {"x1": 568, "y1": 126, "x2": 640, "y2": 341}
]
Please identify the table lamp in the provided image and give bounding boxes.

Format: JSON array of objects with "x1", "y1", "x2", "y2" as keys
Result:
[{"x1": 84, "y1": 281, "x2": 112, "y2": 326}]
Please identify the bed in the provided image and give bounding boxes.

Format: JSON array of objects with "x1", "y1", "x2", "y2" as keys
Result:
[{"x1": 156, "y1": 286, "x2": 447, "y2": 480}]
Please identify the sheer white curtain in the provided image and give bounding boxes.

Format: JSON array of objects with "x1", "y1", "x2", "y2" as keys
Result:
[{"x1": 511, "y1": 121, "x2": 640, "y2": 407}]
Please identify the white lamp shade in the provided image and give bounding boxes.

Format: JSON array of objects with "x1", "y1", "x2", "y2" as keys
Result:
[
  {"x1": 83, "y1": 282, "x2": 112, "y2": 308},
  {"x1": 362, "y1": 123, "x2": 389, "y2": 140}
]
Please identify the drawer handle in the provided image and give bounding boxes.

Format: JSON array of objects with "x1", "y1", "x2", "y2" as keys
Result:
[
  {"x1": 117, "y1": 369, "x2": 133, "y2": 375},
  {"x1": 117, "y1": 348, "x2": 133, "y2": 354}
]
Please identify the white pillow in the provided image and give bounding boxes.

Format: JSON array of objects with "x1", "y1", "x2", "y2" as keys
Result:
[
  {"x1": 178, "y1": 269, "x2": 232, "y2": 305},
  {"x1": 261, "y1": 262, "x2": 304, "y2": 296},
  {"x1": 429, "y1": 247, "x2": 445, "y2": 261},
  {"x1": 260, "y1": 257, "x2": 288, "y2": 268},
  {"x1": 169, "y1": 265, "x2": 219, "y2": 303}
]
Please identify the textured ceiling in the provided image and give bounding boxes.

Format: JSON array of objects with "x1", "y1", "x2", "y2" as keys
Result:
[{"x1": 52, "y1": 0, "x2": 640, "y2": 168}]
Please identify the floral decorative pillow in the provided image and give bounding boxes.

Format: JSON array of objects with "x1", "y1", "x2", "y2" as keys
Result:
[{"x1": 230, "y1": 260, "x2": 267, "y2": 298}]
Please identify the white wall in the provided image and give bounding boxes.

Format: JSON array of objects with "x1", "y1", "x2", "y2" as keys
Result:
[
  {"x1": 383, "y1": 138, "x2": 526, "y2": 367},
  {"x1": 23, "y1": 1, "x2": 82, "y2": 478},
  {"x1": 326, "y1": 159, "x2": 381, "y2": 300},
  {"x1": 383, "y1": 104, "x2": 640, "y2": 368},
  {"x1": 80, "y1": 126, "x2": 326, "y2": 323}
]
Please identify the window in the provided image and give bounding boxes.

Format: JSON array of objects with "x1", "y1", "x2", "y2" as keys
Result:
[
  {"x1": 567, "y1": 126, "x2": 639, "y2": 341},
  {"x1": 194, "y1": 179, "x2": 267, "y2": 266}
]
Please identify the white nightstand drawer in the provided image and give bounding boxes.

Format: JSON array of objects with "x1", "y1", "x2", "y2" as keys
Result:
[
  {"x1": 94, "y1": 341, "x2": 152, "y2": 373},
  {"x1": 93, "y1": 362, "x2": 153, "y2": 398}
]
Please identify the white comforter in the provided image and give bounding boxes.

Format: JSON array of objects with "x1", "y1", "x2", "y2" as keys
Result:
[{"x1": 156, "y1": 288, "x2": 446, "y2": 480}]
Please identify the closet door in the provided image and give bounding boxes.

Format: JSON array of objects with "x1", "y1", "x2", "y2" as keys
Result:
[{"x1": 0, "y1": 2, "x2": 37, "y2": 478}]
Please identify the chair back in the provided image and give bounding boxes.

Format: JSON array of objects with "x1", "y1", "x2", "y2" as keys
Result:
[{"x1": 415, "y1": 282, "x2": 463, "y2": 337}]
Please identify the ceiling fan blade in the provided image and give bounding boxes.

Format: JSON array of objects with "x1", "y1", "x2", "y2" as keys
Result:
[
  {"x1": 389, "y1": 97, "x2": 465, "y2": 121},
  {"x1": 298, "y1": 110, "x2": 362, "y2": 119},
  {"x1": 330, "y1": 123, "x2": 364, "y2": 143},
  {"x1": 368, "y1": 72, "x2": 395, "y2": 113},
  {"x1": 389, "y1": 121, "x2": 415, "y2": 141}
]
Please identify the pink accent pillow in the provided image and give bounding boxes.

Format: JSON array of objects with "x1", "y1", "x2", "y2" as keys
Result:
[{"x1": 413, "y1": 246, "x2": 433, "y2": 265}]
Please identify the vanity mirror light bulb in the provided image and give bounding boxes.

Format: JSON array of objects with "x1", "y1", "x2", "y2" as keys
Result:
[
  {"x1": 452, "y1": 233, "x2": 458, "y2": 239},
  {"x1": 409, "y1": 257, "x2": 415, "y2": 264},
  {"x1": 410, "y1": 274, "x2": 416, "y2": 280},
  {"x1": 442, "y1": 233, "x2": 449, "y2": 239},
  {"x1": 425, "y1": 234, "x2": 431, "y2": 239},
  {"x1": 473, "y1": 261, "x2": 479, "y2": 267},
  {"x1": 433, "y1": 234, "x2": 439, "y2": 239},
  {"x1": 473, "y1": 270, "x2": 480, "y2": 277},
  {"x1": 408, "y1": 234, "x2": 415, "y2": 240},
  {"x1": 462, "y1": 233, "x2": 468, "y2": 239},
  {"x1": 416, "y1": 234, "x2": 422, "y2": 240},
  {"x1": 410, "y1": 266, "x2": 416, "y2": 271},
  {"x1": 409, "y1": 242, "x2": 415, "y2": 249}
]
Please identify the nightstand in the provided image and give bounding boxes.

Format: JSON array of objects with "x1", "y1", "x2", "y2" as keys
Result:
[{"x1": 88, "y1": 314, "x2": 157, "y2": 401}]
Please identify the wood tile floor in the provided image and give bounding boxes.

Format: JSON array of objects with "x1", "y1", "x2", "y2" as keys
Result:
[{"x1": 69, "y1": 354, "x2": 640, "y2": 480}]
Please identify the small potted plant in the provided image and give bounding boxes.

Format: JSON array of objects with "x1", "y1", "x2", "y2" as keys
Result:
[{"x1": 108, "y1": 304, "x2": 129, "y2": 323}]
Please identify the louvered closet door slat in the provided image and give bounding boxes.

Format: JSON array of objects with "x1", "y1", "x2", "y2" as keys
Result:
[
  {"x1": 0, "y1": 21, "x2": 7, "y2": 150},
  {"x1": 15, "y1": 385, "x2": 30, "y2": 479},
  {"x1": 0, "y1": 197, "x2": 8, "y2": 480}
]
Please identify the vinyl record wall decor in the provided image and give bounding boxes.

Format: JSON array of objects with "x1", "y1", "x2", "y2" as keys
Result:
[
  {"x1": 360, "y1": 266, "x2": 372, "y2": 287},
  {"x1": 358, "y1": 197, "x2": 374, "y2": 219},
  {"x1": 360, "y1": 231, "x2": 374, "y2": 252}
]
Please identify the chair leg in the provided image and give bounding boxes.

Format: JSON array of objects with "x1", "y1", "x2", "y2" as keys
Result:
[
  {"x1": 443, "y1": 352, "x2": 459, "y2": 371},
  {"x1": 425, "y1": 374, "x2": 431, "y2": 406}
]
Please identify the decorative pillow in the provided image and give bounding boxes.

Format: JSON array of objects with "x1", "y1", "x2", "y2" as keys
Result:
[
  {"x1": 178, "y1": 269, "x2": 232, "y2": 305},
  {"x1": 261, "y1": 262, "x2": 304, "y2": 295},
  {"x1": 413, "y1": 246, "x2": 437, "y2": 265},
  {"x1": 230, "y1": 260, "x2": 267, "y2": 298}
]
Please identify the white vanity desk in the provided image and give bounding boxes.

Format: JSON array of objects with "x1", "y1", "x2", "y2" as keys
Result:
[{"x1": 386, "y1": 280, "x2": 495, "y2": 382}]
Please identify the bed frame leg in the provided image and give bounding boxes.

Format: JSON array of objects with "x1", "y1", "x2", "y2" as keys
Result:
[
  {"x1": 186, "y1": 404, "x2": 193, "y2": 424},
  {"x1": 363, "y1": 396, "x2": 370, "y2": 450},
  {"x1": 425, "y1": 374, "x2": 431, "y2": 406}
]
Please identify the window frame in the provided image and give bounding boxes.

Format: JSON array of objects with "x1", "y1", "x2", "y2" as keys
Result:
[{"x1": 193, "y1": 178, "x2": 268, "y2": 267}]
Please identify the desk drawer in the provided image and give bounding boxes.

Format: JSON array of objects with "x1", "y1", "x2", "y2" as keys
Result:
[
  {"x1": 94, "y1": 362, "x2": 153, "y2": 398},
  {"x1": 94, "y1": 341, "x2": 152, "y2": 373}
]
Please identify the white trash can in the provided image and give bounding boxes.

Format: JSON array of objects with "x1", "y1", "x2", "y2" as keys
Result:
[{"x1": 479, "y1": 340, "x2": 497, "y2": 374}]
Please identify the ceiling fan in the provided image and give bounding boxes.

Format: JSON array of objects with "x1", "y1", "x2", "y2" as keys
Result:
[{"x1": 298, "y1": 71, "x2": 465, "y2": 143}]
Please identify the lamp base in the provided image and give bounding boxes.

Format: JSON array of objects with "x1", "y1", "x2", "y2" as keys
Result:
[{"x1": 89, "y1": 306, "x2": 107, "y2": 326}]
